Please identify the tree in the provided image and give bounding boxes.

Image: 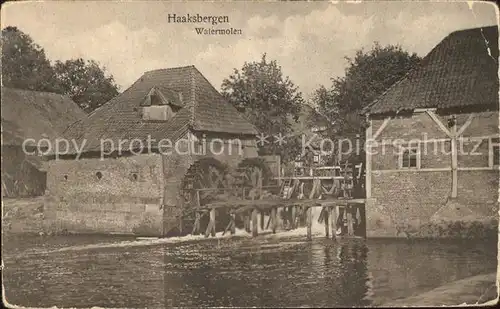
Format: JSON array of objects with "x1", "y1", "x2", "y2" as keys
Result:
[
  {"x1": 313, "y1": 42, "x2": 421, "y2": 139},
  {"x1": 221, "y1": 54, "x2": 305, "y2": 162},
  {"x1": 54, "y1": 59, "x2": 119, "y2": 112},
  {"x1": 2, "y1": 26, "x2": 120, "y2": 113},
  {"x1": 1, "y1": 26, "x2": 59, "y2": 92}
]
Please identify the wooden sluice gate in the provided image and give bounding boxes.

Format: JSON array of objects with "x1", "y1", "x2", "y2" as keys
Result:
[{"x1": 182, "y1": 161, "x2": 366, "y2": 241}]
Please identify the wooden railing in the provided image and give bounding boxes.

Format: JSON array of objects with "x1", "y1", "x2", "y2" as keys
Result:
[{"x1": 285, "y1": 163, "x2": 364, "y2": 179}]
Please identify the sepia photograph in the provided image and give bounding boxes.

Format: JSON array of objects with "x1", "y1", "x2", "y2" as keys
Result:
[{"x1": 1, "y1": 0, "x2": 499, "y2": 307}]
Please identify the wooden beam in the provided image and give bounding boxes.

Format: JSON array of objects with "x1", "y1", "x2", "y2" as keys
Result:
[
  {"x1": 414, "y1": 107, "x2": 437, "y2": 113},
  {"x1": 324, "y1": 207, "x2": 330, "y2": 238},
  {"x1": 271, "y1": 207, "x2": 277, "y2": 234},
  {"x1": 373, "y1": 168, "x2": 451, "y2": 173},
  {"x1": 347, "y1": 206, "x2": 354, "y2": 236},
  {"x1": 456, "y1": 114, "x2": 475, "y2": 136},
  {"x1": 291, "y1": 206, "x2": 296, "y2": 229},
  {"x1": 210, "y1": 208, "x2": 216, "y2": 237},
  {"x1": 365, "y1": 118, "x2": 373, "y2": 198},
  {"x1": 331, "y1": 206, "x2": 337, "y2": 241},
  {"x1": 230, "y1": 213, "x2": 236, "y2": 235},
  {"x1": 223, "y1": 213, "x2": 236, "y2": 236},
  {"x1": 266, "y1": 213, "x2": 272, "y2": 230},
  {"x1": 306, "y1": 207, "x2": 312, "y2": 240},
  {"x1": 179, "y1": 216, "x2": 184, "y2": 235},
  {"x1": 192, "y1": 212, "x2": 201, "y2": 235},
  {"x1": 372, "y1": 117, "x2": 390, "y2": 140},
  {"x1": 426, "y1": 110, "x2": 452, "y2": 137},
  {"x1": 252, "y1": 208, "x2": 258, "y2": 237},
  {"x1": 205, "y1": 209, "x2": 216, "y2": 238},
  {"x1": 244, "y1": 212, "x2": 251, "y2": 233},
  {"x1": 317, "y1": 207, "x2": 324, "y2": 223},
  {"x1": 195, "y1": 190, "x2": 201, "y2": 207},
  {"x1": 459, "y1": 166, "x2": 498, "y2": 171}
]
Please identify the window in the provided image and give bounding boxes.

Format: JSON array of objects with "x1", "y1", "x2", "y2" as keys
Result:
[
  {"x1": 399, "y1": 144, "x2": 420, "y2": 169},
  {"x1": 140, "y1": 87, "x2": 176, "y2": 121},
  {"x1": 313, "y1": 155, "x2": 320, "y2": 163},
  {"x1": 142, "y1": 105, "x2": 173, "y2": 121},
  {"x1": 130, "y1": 172, "x2": 139, "y2": 181},
  {"x1": 490, "y1": 138, "x2": 500, "y2": 167}
]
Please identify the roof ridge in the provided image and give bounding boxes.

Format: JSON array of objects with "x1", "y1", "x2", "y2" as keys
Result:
[
  {"x1": 189, "y1": 66, "x2": 196, "y2": 128},
  {"x1": 365, "y1": 26, "x2": 498, "y2": 115},
  {"x1": 448, "y1": 25, "x2": 497, "y2": 36},
  {"x1": 86, "y1": 71, "x2": 149, "y2": 118},
  {"x1": 144, "y1": 65, "x2": 196, "y2": 75},
  {"x1": 363, "y1": 30, "x2": 455, "y2": 115},
  {"x1": 2, "y1": 86, "x2": 86, "y2": 122},
  {"x1": 1, "y1": 86, "x2": 70, "y2": 99}
]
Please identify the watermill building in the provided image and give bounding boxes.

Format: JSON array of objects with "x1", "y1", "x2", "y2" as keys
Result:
[
  {"x1": 363, "y1": 26, "x2": 499, "y2": 237},
  {"x1": 44, "y1": 66, "x2": 259, "y2": 236}
]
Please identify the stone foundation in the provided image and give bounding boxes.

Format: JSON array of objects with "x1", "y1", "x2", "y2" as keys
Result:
[
  {"x1": 365, "y1": 197, "x2": 498, "y2": 239},
  {"x1": 2, "y1": 197, "x2": 164, "y2": 236}
]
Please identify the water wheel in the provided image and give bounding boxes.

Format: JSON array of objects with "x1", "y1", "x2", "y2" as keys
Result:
[
  {"x1": 236, "y1": 157, "x2": 274, "y2": 199},
  {"x1": 180, "y1": 158, "x2": 230, "y2": 234}
]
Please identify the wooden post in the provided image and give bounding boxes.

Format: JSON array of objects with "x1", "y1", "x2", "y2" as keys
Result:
[
  {"x1": 244, "y1": 211, "x2": 251, "y2": 233},
  {"x1": 204, "y1": 208, "x2": 216, "y2": 237},
  {"x1": 331, "y1": 206, "x2": 337, "y2": 241},
  {"x1": 192, "y1": 212, "x2": 201, "y2": 235},
  {"x1": 260, "y1": 211, "x2": 265, "y2": 231},
  {"x1": 291, "y1": 206, "x2": 296, "y2": 229},
  {"x1": 266, "y1": 213, "x2": 272, "y2": 230},
  {"x1": 196, "y1": 190, "x2": 201, "y2": 207},
  {"x1": 306, "y1": 207, "x2": 312, "y2": 240},
  {"x1": 271, "y1": 207, "x2": 277, "y2": 234},
  {"x1": 347, "y1": 205, "x2": 354, "y2": 236},
  {"x1": 230, "y1": 213, "x2": 236, "y2": 235},
  {"x1": 179, "y1": 216, "x2": 184, "y2": 235},
  {"x1": 210, "y1": 208, "x2": 216, "y2": 237},
  {"x1": 252, "y1": 208, "x2": 258, "y2": 237},
  {"x1": 324, "y1": 207, "x2": 330, "y2": 238},
  {"x1": 204, "y1": 209, "x2": 213, "y2": 238},
  {"x1": 223, "y1": 212, "x2": 236, "y2": 236}
]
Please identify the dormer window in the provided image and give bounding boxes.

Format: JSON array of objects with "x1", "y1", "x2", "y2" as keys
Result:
[
  {"x1": 140, "y1": 87, "x2": 178, "y2": 121},
  {"x1": 142, "y1": 104, "x2": 174, "y2": 121}
]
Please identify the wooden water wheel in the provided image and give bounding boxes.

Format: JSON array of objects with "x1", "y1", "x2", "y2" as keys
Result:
[
  {"x1": 236, "y1": 157, "x2": 274, "y2": 199},
  {"x1": 181, "y1": 158, "x2": 228, "y2": 208},
  {"x1": 180, "y1": 158, "x2": 230, "y2": 234}
]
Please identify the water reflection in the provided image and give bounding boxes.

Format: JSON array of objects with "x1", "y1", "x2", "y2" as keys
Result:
[{"x1": 2, "y1": 236, "x2": 497, "y2": 308}]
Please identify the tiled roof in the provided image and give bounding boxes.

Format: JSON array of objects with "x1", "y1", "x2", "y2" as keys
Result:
[
  {"x1": 365, "y1": 26, "x2": 499, "y2": 115},
  {"x1": 1, "y1": 87, "x2": 86, "y2": 146},
  {"x1": 64, "y1": 66, "x2": 258, "y2": 153}
]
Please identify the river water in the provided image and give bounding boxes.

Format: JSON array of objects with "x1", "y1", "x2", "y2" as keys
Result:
[{"x1": 2, "y1": 215, "x2": 498, "y2": 309}]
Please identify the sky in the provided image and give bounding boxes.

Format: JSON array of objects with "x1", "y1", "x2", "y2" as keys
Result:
[{"x1": 2, "y1": 1, "x2": 498, "y2": 101}]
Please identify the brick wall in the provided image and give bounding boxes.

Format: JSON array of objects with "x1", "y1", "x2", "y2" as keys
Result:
[
  {"x1": 46, "y1": 153, "x2": 164, "y2": 203},
  {"x1": 368, "y1": 110, "x2": 499, "y2": 237},
  {"x1": 42, "y1": 153, "x2": 165, "y2": 236},
  {"x1": 18, "y1": 130, "x2": 259, "y2": 237}
]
